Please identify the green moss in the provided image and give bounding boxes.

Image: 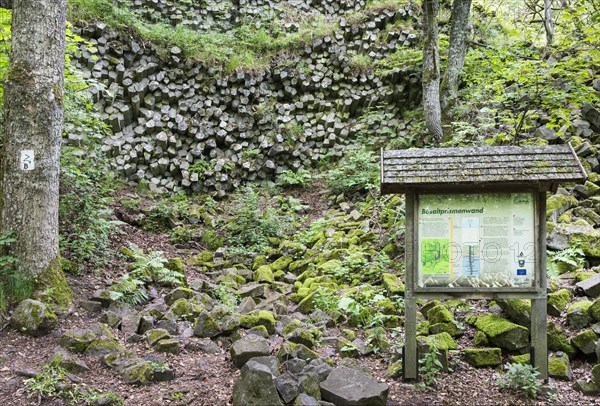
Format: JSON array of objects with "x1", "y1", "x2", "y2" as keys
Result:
[
  {"x1": 253, "y1": 265, "x2": 274, "y2": 283},
  {"x1": 473, "y1": 330, "x2": 489, "y2": 346},
  {"x1": 416, "y1": 321, "x2": 430, "y2": 336},
  {"x1": 239, "y1": 310, "x2": 276, "y2": 334},
  {"x1": 423, "y1": 332, "x2": 457, "y2": 351},
  {"x1": 510, "y1": 354, "x2": 530, "y2": 365},
  {"x1": 59, "y1": 328, "x2": 97, "y2": 353},
  {"x1": 317, "y1": 259, "x2": 342, "y2": 275},
  {"x1": 121, "y1": 361, "x2": 153, "y2": 385},
  {"x1": 571, "y1": 329, "x2": 597, "y2": 353},
  {"x1": 589, "y1": 298, "x2": 600, "y2": 321},
  {"x1": 282, "y1": 320, "x2": 301, "y2": 336},
  {"x1": 382, "y1": 273, "x2": 404, "y2": 294},
  {"x1": 386, "y1": 360, "x2": 403, "y2": 378},
  {"x1": 548, "y1": 353, "x2": 569, "y2": 379},
  {"x1": 427, "y1": 305, "x2": 453, "y2": 324},
  {"x1": 33, "y1": 256, "x2": 73, "y2": 314},
  {"x1": 85, "y1": 337, "x2": 124, "y2": 356},
  {"x1": 592, "y1": 364, "x2": 600, "y2": 386},
  {"x1": 271, "y1": 256, "x2": 293, "y2": 271},
  {"x1": 568, "y1": 300, "x2": 592, "y2": 313},
  {"x1": 146, "y1": 328, "x2": 171, "y2": 345},
  {"x1": 475, "y1": 314, "x2": 526, "y2": 337},
  {"x1": 9, "y1": 299, "x2": 58, "y2": 337},
  {"x1": 548, "y1": 289, "x2": 573, "y2": 316},
  {"x1": 167, "y1": 298, "x2": 202, "y2": 321},
  {"x1": 462, "y1": 348, "x2": 502, "y2": 367},
  {"x1": 546, "y1": 194, "x2": 577, "y2": 217},
  {"x1": 547, "y1": 322, "x2": 576, "y2": 357},
  {"x1": 575, "y1": 271, "x2": 595, "y2": 283}
]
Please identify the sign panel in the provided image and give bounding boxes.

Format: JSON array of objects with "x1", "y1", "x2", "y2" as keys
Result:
[
  {"x1": 417, "y1": 192, "x2": 535, "y2": 289},
  {"x1": 20, "y1": 150, "x2": 34, "y2": 171}
]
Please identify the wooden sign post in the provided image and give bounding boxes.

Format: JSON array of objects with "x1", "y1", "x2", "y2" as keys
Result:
[{"x1": 380, "y1": 145, "x2": 587, "y2": 381}]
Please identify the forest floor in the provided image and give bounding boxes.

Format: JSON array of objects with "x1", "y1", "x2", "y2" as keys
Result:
[{"x1": 0, "y1": 187, "x2": 599, "y2": 406}]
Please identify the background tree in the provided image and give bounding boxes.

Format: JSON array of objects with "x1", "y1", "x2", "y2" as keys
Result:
[
  {"x1": 422, "y1": 0, "x2": 472, "y2": 140},
  {"x1": 544, "y1": 0, "x2": 554, "y2": 46},
  {"x1": 0, "y1": 0, "x2": 71, "y2": 308},
  {"x1": 422, "y1": 0, "x2": 443, "y2": 140}
]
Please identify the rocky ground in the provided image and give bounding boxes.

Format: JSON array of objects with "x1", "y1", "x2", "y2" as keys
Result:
[{"x1": 2, "y1": 180, "x2": 600, "y2": 406}]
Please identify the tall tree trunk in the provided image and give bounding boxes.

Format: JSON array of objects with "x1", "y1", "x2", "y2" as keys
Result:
[
  {"x1": 440, "y1": 0, "x2": 472, "y2": 121},
  {"x1": 1, "y1": 0, "x2": 66, "y2": 280},
  {"x1": 544, "y1": 0, "x2": 554, "y2": 46},
  {"x1": 422, "y1": 0, "x2": 443, "y2": 141}
]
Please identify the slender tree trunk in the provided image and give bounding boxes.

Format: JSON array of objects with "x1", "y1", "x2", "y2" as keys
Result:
[
  {"x1": 544, "y1": 0, "x2": 554, "y2": 46},
  {"x1": 422, "y1": 0, "x2": 443, "y2": 141},
  {"x1": 440, "y1": 0, "x2": 472, "y2": 121},
  {"x1": 1, "y1": 0, "x2": 66, "y2": 279}
]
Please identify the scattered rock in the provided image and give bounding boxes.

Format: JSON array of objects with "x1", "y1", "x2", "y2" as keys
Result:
[
  {"x1": 548, "y1": 352, "x2": 572, "y2": 381},
  {"x1": 474, "y1": 314, "x2": 528, "y2": 351},
  {"x1": 9, "y1": 299, "x2": 57, "y2": 337},
  {"x1": 232, "y1": 359, "x2": 283, "y2": 406},
  {"x1": 230, "y1": 334, "x2": 271, "y2": 368},
  {"x1": 320, "y1": 366, "x2": 388, "y2": 406},
  {"x1": 462, "y1": 348, "x2": 502, "y2": 368}
]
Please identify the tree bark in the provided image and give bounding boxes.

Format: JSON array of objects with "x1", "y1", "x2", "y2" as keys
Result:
[
  {"x1": 440, "y1": 0, "x2": 472, "y2": 121},
  {"x1": 1, "y1": 0, "x2": 66, "y2": 279},
  {"x1": 544, "y1": 0, "x2": 554, "y2": 46},
  {"x1": 422, "y1": 0, "x2": 443, "y2": 141}
]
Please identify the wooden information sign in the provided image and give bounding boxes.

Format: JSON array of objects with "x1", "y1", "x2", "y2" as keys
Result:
[{"x1": 380, "y1": 144, "x2": 587, "y2": 381}]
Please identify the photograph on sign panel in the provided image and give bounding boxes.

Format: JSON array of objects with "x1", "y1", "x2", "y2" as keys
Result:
[{"x1": 417, "y1": 192, "x2": 535, "y2": 288}]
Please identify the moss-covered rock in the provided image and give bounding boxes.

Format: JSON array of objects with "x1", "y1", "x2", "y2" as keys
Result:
[
  {"x1": 193, "y1": 312, "x2": 222, "y2": 337},
  {"x1": 382, "y1": 273, "x2": 404, "y2": 295},
  {"x1": 253, "y1": 265, "x2": 274, "y2": 283},
  {"x1": 155, "y1": 338, "x2": 180, "y2": 354},
  {"x1": 59, "y1": 328, "x2": 97, "y2": 353},
  {"x1": 239, "y1": 310, "x2": 277, "y2": 335},
  {"x1": 567, "y1": 300, "x2": 592, "y2": 329},
  {"x1": 271, "y1": 256, "x2": 293, "y2": 271},
  {"x1": 547, "y1": 322, "x2": 576, "y2": 358},
  {"x1": 474, "y1": 314, "x2": 528, "y2": 351},
  {"x1": 548, "y1": 289, "x2": 573, "y2": 317},
  {"x1": 473, "y1": 330, "x2": 489, "y2": 346},
  {"x1": 32, "y1": 256, "x2": 73, "y2": 314},
  {"x1": 166, "y1": 298, "x2": 203, "y2": 321},
  {"x1": 317, "y1": 259, "x2": 342, "y2": 275},
  {"x1": 510, "y1": 354, "x2": 530, "y2": 365},
  {"x1": 546, "y1": 194, "x2": 578, "y2": 218},
  {"x1": 592, "y1": 364, "x2": 600, "y2": 386},
  {"x1": 386, "y1": 360, "x2": 403, "y2": 378},
  {"x1": 422, "y1": 332, "x2": 457, "y2": 351},
  {"x1": 548, "y1": 352, "x2": 572, "y2": 381},
  {"x1": 146, "y1": 328, "x2": 171, "y2": 345},
  {"x1": 9, "y1": 299, "x2": 57, "y2": 337},
  {"x1": 589, "y1": 298, "x2": 600, "y2": 321},
  {"x1": 416, "y1": 321, "x2": 430, "y2": 336},
  {"x1": 571, "y1": 328, "x2": 598, "y2": 355},
  {"x1": 121, "y1": 361, "x2": 154, "y2": 385},
  {"x1": 426, "y1": 305, "x2": 453, "y2": 324},
  {"x1": 496, "y1": 299, "x2": 531, "y2": 327},
  {"x1": 164, "y1": 287, "x2": 194, "y2": 307},
  {"x1": 429, "y1": 322, "x2": 463, "y2": 338},
  {"x1": 462, "y1": 348, "x2": 502, "y2": 367},
  {"x1": 297, "y1": 290, "x2": 318, "y2": 314},
  {"x1": 276, "y1": 341, "x2": 319, "y2": 363},
  {"x1": 85, "y1": 337, "x2": 124, "y2": 357}
]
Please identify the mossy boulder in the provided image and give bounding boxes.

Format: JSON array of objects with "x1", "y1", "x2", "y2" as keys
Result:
[
  {"x1": 567, "y1": 300, "x2": 592, "y2": 329},
  {"x1": 496, "y1": 299, "x2": 531, "y2": 326},
  {"x1": 85, "y1": 337, "x2": 124, "y2": 357},
  {"x1": 276, "y1": 341, "x2": 319, "y2": 363},
  {"x1": 9, "y1": 299, "x2": 57, "y2": 337},
  {"x1": 473, "y1": 330, "x2": 489, "y2": 346},
  {"x1": 271, "y1": 256, "x2": 293, "y2": 271},
  {"x1": 548, "y1": 289, "x2": 573, "y2": 317},
  {"x1": 546, "y1": 194, "x2": 578, "y2": 218},
  {"x1": 386, "y1": 360, "x2": 403, "y2": 379},
  {"x1": 548, "y1": 322, "x2": 576, "y2": 358},
  {"x1": 589, "y1": 298, "x2": 600, "y2": 322},
  {"x1": 510, "y1": 354, "x2": 530, "y2": 365},
  {"x1": 146, "y1": 328, "x2": 171, "y2": 345},
  {"x1": 121, "y1": 361, "x2": 154, "y2": 385},
  {"x1": 426, "y1": 305, "x2": 453, "y2": 324},
  {"x1": 239, "y1": 310, "x2": 277, "y2": 335},
  {"x1": 474, "y1": 314, "x2": 529, "y2": 351},
  {"x1": 193, "y1": 312, "x2": 222, "y2": 338},
  {"x1": 164, "y1": 287, "x2": 194, "y2": 307},
  {"x1": 571, "y1": 328, "x2": 598, "y2": 356},
  {"x1": 317, "y1": 260, "x2": 342, "y2": 275},
  {"x1": 548, "y1": 352, "x2": 572, "y2": 381},
  {"x1": 59, "y1": 327, "x2": 98, "y2": 353},
  {"x1": 421, "y1": 332, "x2": 457, "y2": 351},
  {"x1": 166, "y1": 298, "x2": 203, "y2": 321},
  {"x1": 296, "y1": 290, "x2": 318, "y2": 314},
  {"x1": 253, "y1": 265, "x2": 274, "y2": 283},
  {"x1": 552, "y1": 221, "x2": 600, "y2": 258},
  {"x1": 155, "y1": 338, "x2": 180, "y2": 354},
  {"x1": 381, "y1": 273, "x2": 404, "y2": 295},
  {"x1": 592, "y1": 364, "x2": 600, "y2": 386},
  {"x1": 462, "y1": 348, "x2": 502, "y2": 367},
  {"x1": 429, "y1": 322, "x2": 463, "y2": 338}
]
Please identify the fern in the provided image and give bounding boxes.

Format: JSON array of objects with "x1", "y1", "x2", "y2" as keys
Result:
[
  {"x1": 126, "y1": 244, "x2": 185, "y2": 286},
  {"x1": 108, "y1": 275, "x2": 148, "y2": 305}
]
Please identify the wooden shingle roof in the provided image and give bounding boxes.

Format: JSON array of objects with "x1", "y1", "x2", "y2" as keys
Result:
[{"x1": 381, "y1": 144, "x2": 587, "y2": 194}]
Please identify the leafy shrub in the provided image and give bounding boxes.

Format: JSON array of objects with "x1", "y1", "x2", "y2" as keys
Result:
[
  {"x1": 277, "y1": 169, "x2": 312, "y2": 188},
  {"x1": 497, "y1": 362, "x2": 540, "y2": 399},
  {"x1": 418, "y1": 345, "x2": 444, "y2": 390},
  {"x1": 319, "y1": 146, "x2": 380, "y2": 196}
]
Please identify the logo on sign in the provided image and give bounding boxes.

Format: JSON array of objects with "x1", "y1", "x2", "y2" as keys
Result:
[{"x1": 516, "y1": 268, "x2": 527, "y2": 276}]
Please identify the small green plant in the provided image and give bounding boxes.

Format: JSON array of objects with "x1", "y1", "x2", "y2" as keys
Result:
[
  {"x1": 128, "y1": 245, "x2": 186, "y2": 286},
  {"x1": 319, "y1": 146, "x2": 379, "y2": 196},
  {"x1": 277, "y1": 169, "x2": 312, "y2": 188},
  {"x1": 108, "y1": 275, "x2": 148, "y2": 305},
  {"x1": 213, "y1": 285, "x2": 239, "y2": 310},
  {"x1": 313, "y1": 289, "x2": 340, "y2": 315},
  {"x1": 418, "y1": 345, "x2": 444, "y2": 390},
  {"x1": 548, "y1": 245, "x2": 586, "y2": 274},
  {"x1": 497, "y1": 362, "x2": 541, "y2": 399}
]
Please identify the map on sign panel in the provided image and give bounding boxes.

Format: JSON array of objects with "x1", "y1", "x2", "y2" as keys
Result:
[{"x1": 417, "y1": 192, "x2": 535, "y2": 289}]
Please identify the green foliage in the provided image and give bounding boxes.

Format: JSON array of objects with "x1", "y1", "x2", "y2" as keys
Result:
[
  {"x1": 128, "y1": 245, "x2": 186, "y2": 286},
  {"x1": 24, "y1": 355, "x2": 124, "y2": 405},
  {"x1": 277, "y1": 169, "x2": 312, "y2": 188},
  {"x1": 313, "y1": 289, "x2": 340, "y2": 314},
  {"x1": 222, "y1": 185, "x2": 292, "y2": 256},
  {"x1": 0, "y1": 231, "x2": 31, "y2": 311},
  {"x1": 276, "y1": 195, "x2": 309, "y2": 213},
  {"x1": 349, "y1": 53, "x2": 374, "y2": 73},
  {"x1": 338, "y1": 289, "x2": 395, "y2": 328},
  {"x1": 108, "y1": 275, "x2": 148, "y2": 305},
  {"x1": 548, "y1": 245, "x2": 586, "y2": 273},
  {"x1": 320, "y1": 146, "x2": 380, "y2": 196},
  {"x1": 212, "y1": 285, "x2": 239, "y2": 310},
  {"x1": 497, "y1": 363, "x2": 541, "y2": 399},
  {"x1": 418, "y1": 344, "x2": 444, "y2": 390}
]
